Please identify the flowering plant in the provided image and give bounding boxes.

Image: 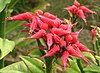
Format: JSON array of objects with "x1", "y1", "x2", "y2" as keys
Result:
[{"x1": 0, "y1": 0, "x2": 100, "y2": 73}]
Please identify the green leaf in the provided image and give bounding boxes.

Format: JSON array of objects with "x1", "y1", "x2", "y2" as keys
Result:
[
  {"x1": 82, "y1": 52, "x2": 97, "y2": 65},
  {"x1": 20, "y1": 56, "x2": 46, "y2": 73},
  {"x1": 6, "y1": 21, "x2": 25, "y2": 35},
  {"x1": 8, "y1": 0, "x2": 18, "y2": 9},
  {"x1": 84, "y1": 63, "x2": 100, "y2": 72},
  {"x1": 66, "y1": 68, "x2": 80, "y2": 73},
  {"x1": 0, "y1": 0, "x2": 11, "y2": 12},
  {"x1": 66, "y1": 59, "x2": 81, "y2": 73},
  {"x1": 0, "y1": 61, "x2": 30, "y2": 73},
  {"x1": 95, "y1": 55, "x2": 100, "y2": 60},
  {"x1": 39, "y1": 38, "x2": 47, "y2": 48},
  {"x1": 0, "y1": 38, "x2": 15, "y2": 59},
  {"x1": 29, "y1": 49, "x2": 42, "y2": 57}
]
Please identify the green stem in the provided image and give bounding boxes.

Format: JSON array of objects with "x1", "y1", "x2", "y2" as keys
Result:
[
  {"x1": 37, "y1": 39, "x2": 53, "y2": 73},
  {"x1": 0, "y1": 8, "x2": 6, "y2": 69},
  {"x1": 77, "y1": 59, "x2": 85, "y2": 73},
  {"x1": 45, "y1": 57, "x2": 53, "y2": 73},
  {"x1": 0, "y1": 59, "x2": 4, "y2": 69}
]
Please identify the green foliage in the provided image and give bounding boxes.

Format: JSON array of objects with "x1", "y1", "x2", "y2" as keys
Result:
[
  {"x1": 66, "y1": 59, "x2": 81, "y2": 73},
  {"x1": 0, "y1": 0, "x2": 11, "y2": 12},
  {"x1": 0, "y1": 61, "x2": 30, "y2": 73},
  {"x1": 0, "y1": 38, "x2": 15, "y2": 59},
  {"x1": 84, "y1": 63, "x2": 100, "y2": 72},
  {"x1": 29, "y1": 49, "x2": 42, "y2": 57},
  {"x1": 20, "y1": 56, "x2": 46, "y2": 73}
]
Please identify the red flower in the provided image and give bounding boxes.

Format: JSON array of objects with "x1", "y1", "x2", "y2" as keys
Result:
[
  {"x1": 65, "y1": 0, "x2": 96, "y2": 23},
  {"x1": 6, "y1": 9, "x2": 94, "y2": 70}
]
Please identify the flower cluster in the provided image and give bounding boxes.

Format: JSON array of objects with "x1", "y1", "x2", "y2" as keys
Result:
[
  {"x1": 6, "y1": 9, "x2": 95, "y2": 70},
  {"x1": 65, "y1": 0, "x2": 96, "y2": 23}
]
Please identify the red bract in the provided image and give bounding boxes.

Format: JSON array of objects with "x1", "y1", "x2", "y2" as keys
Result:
[
  {"x1": 71, "y1": 28, "x2": 82, "y2": 43},
  {"x1": 74, "y1": 0, "x2": 80, "y2": 7},
  {"x1": 76, "y1": 41, "x2": 95, "y2": 53},
  {"x1": 36, "y1": 17, "x2": 48, "y2": 30},
  {"x1": 21, "y1": 23, "x2": 30, "y2": 27},
  {"x1": 80, "y1": 6, "x2": 96, "y2": 14},
  {"x1": 91, "y1": 28, "x2": 97, "y2": 38},
  {"x1": 76, "y1": 9, "x2": 86, "y2": 23},
  {"x1": 44, "y1": 12, "x2": 57, "y2": 19},
  {"x1": 34, "y1": 10, "x2": 43, "y2": 16},
  {"x1": 53, "y1": 34, "x2": 66, "y2": 47},
  {"x1": 67, "y1": 45, "x2": 90, "y2": 64},
  {"x1": 51, "y1": 28, "x2": 69, "y2": 36},
  {"x1": 29, "y1": 16, "x2": 37, "y2": 33},
  {"x1": 61, "y1": 51, "x2": 69, "y2": 70},
  {"x1": 41, "y1": 45, "x2": 60, "y2": 58},
  {"x1": 25, "y1": 29, "x2": 46, "y2": 39},
  {"x1": 46, "y1": 33, "x2": 53, "y2": 50},
  {"x1": 65, "y1": 34, "x2": 73, "y2": 43},
  {"x1": 6, "y1": 12, "x2": 32, "y2": 21},
  {"x1": 38, "y1": 14, "x2": 60, "y2": 27},
  {"x1": 59, "y1": 24, "x2": 68, "y2": 30}
]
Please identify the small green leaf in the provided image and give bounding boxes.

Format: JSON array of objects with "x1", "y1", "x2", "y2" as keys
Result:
[
  {"x1": 95, "y1": 55, "x2": 100, "y2": 60},
  {"x1": 0, "y1": 61, "x2": 30, "y2": 73},
  {"x1": 0, "y1": 0, "x2": 11, "y2": 12},
  {"x1": 29, "y1": 49, "x2": 42, "y2": 57},
  {"x1": 82, "y1": 52, "x2": 97, "y2": 65},
  {"x1": 39, "y1": 38, "x2": 47, "y2": 48},
  {"x1": 0, "y1": 38, "x2": 15, "y2": 59},
  {"x1": 20, "y1": 56, "x2": 46, "y2": 73}
]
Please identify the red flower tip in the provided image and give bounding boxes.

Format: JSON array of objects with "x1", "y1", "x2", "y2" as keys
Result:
[
  {"x1": 6, "y1": 12, "x2": 32, "y2": 21},
  {"x1": 80, "y1": 6, "x2": 97, "y2": 14},
  {"x1": 34, "y1": 10, "x2": 43, "y2": 16},
  {"x1": 27, "y1": 29, "x2": 46, "y2": 39},
  {"x1": 46, "y1": 33, "x2": 53, "y2": 50},
  {"x1": 44, "y1": 12, "x2": 57, "y2": 19},
  {"x1": 91, "y1": 28, "x2": 97, "y2": 38},
  {"x1": 61, "y1": 51, "x2": 69, "y2": 71},
  {"x1": 77, "y1": 9, "x2": 86, "y2": 23},
  {"x1": 74, "y1": 0, "x2": 80, "y2": 7}
]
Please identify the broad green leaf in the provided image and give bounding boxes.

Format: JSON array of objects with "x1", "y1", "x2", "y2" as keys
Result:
[
  {"x1": 0, "y1": 61, "x2": 30, "y2": 73},
  {"x1": 0, "y1": 0, "x2": 11, "y2": 12},
  {"x1": 20, "y1": 56, "x2": 46, "y2": 73},
  {"x1": 29, "y1": 49, "x2": 42, "y2": 57},
  {"x1": 84, "y1": 63, "x2": 100, "y2": 72},
  {"x1": 0, "y1": 38, "x2": 15, "y2": 59}
]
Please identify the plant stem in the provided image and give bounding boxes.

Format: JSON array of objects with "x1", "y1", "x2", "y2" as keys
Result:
[
  {"x1": 0, "y1": 9, "x2": 6, "y2": 69},
  {"x1": 45, "y1": 57, "x2": 53, "y2": 73},
  {"x1": 0, "y1": 59, "x2": 4, "y2": 69},
  {"x1": 37, "y1": 39, "x2": 53, "y2": 73},
  {"x1": 77, "y1": 59, "x2": 85, "y2": 73}
]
